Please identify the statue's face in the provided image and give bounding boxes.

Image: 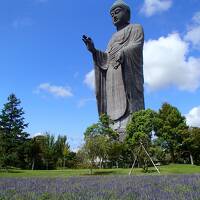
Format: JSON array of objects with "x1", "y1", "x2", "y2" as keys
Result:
[{"x1": 110, "y1": 6, "x2": 129, "y2": 27}]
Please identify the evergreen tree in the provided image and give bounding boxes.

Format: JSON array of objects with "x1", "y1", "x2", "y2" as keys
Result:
[{"x1": 0, "y1": 94, "x2": 29, "y2": 168}]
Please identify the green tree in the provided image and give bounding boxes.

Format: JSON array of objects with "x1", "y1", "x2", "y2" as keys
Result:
[
  {"x1": 84, "y1": 114, "x2": 118, "y2": 140},
  {"x1": 107, "y1": 141, "x2": 123, "y2": 168},
  {"x1": 54, "y1": 135, "x2": 70, "y2": 168},
  {"x1": 64, "y1": 151, "x2": 77, "y2": 168},
  {"x1": 27, "y1": 134, "x2": 70, "y2": 170},
  {"x1": 126, "y1": 109, "x2": 156, "y2": 172},
  {"x1": 0, "y1": 94, "x2": 29, "y2": 168},
  {"x1": 0, "y1": 129, "x2": 6, "y2": 168},
  {"x1": 151, "y1": 138, "x2": 168, "y2": 164},
  {"x1": 27, "y1": 136, "x2": 45, "y2": 170},
  {"x1": 84, "y1": 134, "x2": 109, "y2": 172},
  {"x1": 154, "y1": 103, "x2": 188, "y2": 163},
  {"x1": 27, "y1": 134, "x2": 56, "y2": 170},
  {"x1": 83, "y1": 114, "x2": 119, "y2": 172},
  {"x1": 181, "y1": 127, "x2": 200, "y2": 165},
  {"x1": 126, "y1": 109, "x2": 156, "y2": 139},
  {"x1": 41, "y1": 133, "x2": 57, "y2": 170}
]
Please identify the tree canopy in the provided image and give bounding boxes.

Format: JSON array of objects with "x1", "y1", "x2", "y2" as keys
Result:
[{"x1": 154, "y1": 103, "x2": 188, "y2": 163}]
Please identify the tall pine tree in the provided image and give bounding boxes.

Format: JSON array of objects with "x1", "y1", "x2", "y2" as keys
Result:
[{"x1": 0, "y1": 94, "x2": 29, "y2": 168}]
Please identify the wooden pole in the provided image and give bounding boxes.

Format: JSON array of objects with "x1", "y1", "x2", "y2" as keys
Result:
[
  {"x1": 129, "y1": 155, "x2": 137, "y2": 175},
  {"x1": 140, "y1": 142, "x2": 160, "y2": 174}
]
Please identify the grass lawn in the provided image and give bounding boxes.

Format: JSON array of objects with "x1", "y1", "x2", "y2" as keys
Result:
[{"x1": 0, "y1": 164, "x2": 200, "y2": 178}]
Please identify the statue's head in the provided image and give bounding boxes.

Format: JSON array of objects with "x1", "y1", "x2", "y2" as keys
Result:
[{"x1": 110, "y1": 0, "x2": 131, "y2": 27}]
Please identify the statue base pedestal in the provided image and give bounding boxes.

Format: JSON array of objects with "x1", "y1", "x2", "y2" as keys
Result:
[
  {"x1": 110, "y1": 114, "x2": 131, "y2": 141},
  {"x1": 118, "y1": 128, "x2": 126, "y2": 141}
]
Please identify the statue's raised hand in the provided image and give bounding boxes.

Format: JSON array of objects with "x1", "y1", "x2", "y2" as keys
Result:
[{"x1": 82, "y1": 35, "x2": 96, "y2": 54}]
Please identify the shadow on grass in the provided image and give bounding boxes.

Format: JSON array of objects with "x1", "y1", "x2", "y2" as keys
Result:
[
  {"x1": 81, "y1": 170, "x2": 117, "y2": 176},
  {"x1": 93, "y1": 170, "x2": 117, "y2": 175},
  {"x1": 146, "y1": 169, "x2": 158, "y2": 173},
  {"x1": 0, "y1": 169, "x2": 23, "y2": 174},
  {"x1": 8, "y1": 170, "x2": 23, "y2": 174}
]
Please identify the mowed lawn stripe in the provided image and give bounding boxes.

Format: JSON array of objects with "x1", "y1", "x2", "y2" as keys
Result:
[{"x1": 0, "y1": 164, "x2": 200, "y2": 178}]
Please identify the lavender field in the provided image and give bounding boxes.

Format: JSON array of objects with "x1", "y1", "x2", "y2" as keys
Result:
[{"x1": 0, "y1": 175, "x2": 200, "y2": 200}]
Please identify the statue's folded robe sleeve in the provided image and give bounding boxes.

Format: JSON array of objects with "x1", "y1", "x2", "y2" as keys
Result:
[{"x1": 92, "y1": 50, "x2": 108, "y2": 115}]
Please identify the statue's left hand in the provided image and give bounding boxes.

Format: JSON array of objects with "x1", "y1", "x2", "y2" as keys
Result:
[{"x1": 82, "y1": 35, "x2": 96, "y2": 54}]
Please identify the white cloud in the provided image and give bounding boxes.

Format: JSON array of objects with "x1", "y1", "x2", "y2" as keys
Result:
[
  {"x1": 77, "y1": 98, "x2": 95, "y2": 108},
  {"x1": 37, "y1": 83, "x2": 73, "y2": 98},
  {"x1": 184, "y1": 27, "x2": 200, "y2": 47},
  {"x1": 144, "y1": 33, "x2": 200, "y2": 91},
  {"x1": 32, "y1": 132, "x2": 43, "y2": 137},
  {"x1": 192, "y1": 11, "x2": 200, "y2": 24},
  {"x1": 185, "y1": 106, "x2": 200, "y2": 127},
  {"x1": 84, "y1": 70, "x2": 95, "y2": 90},
  {"x1": 13, "y1": 17, "x2": 33, "y2": 29},
  {"x1": 184, "y1": 11, "x2": 200, "y2": 48},
  {"x1": 141, "y1": 0, "x2": 172, "y2": 17}
]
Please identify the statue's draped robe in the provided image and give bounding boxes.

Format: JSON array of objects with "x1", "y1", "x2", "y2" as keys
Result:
[{"x1": 93, "y1": 24, "x2": 144, "y2": 121}]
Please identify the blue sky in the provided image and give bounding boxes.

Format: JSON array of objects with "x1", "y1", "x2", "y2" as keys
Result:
[{"x1": 0, "y1": 0, "x2": 200, "y2": 151}]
